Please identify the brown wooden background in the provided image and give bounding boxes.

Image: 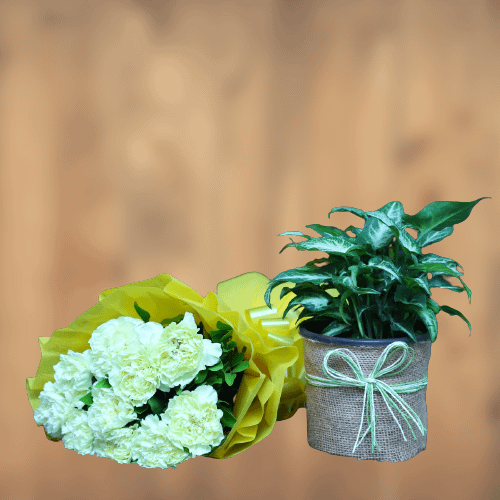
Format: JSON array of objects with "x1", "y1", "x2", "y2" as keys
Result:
[{"x1": 1, "y1": 0, "x2": 499, "y2": 499}]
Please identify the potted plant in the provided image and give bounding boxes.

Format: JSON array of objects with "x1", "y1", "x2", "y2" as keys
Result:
[{"x1": 264, "y1": 197, "x2": 490, "y2": 462}]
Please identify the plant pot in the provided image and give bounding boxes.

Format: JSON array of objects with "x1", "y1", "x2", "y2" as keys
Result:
[{"x1": 299, "y1": 326, "x2": 432, "y2": 462}]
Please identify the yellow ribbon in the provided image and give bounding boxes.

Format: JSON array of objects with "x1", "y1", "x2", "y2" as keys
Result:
[{"x1": 215, "y1": 272, "x2": 307, "y2": 421}]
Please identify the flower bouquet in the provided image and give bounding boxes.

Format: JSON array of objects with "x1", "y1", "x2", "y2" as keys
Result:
[
  {"x1": 27, "y1": 273, "x2": 307, "y2": 468},
  {"x1": 264, "y1": 197, "x2": 490, "y2": 462}
]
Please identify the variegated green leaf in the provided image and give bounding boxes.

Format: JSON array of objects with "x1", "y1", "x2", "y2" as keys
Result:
[
  {"x1": 320, "y1": 321, "x2": 353, "y2": 337},
  {"x1": 402, "y1": 275, "x2": 431, "y2": 296},
  {"x1": 439, "y1": 305, "x2": 472, "y2": 333},
  {"x1": 279, "y1": 235, "x2": 364, "y2": 256},
  {"x1": 406, "y1": 304, "x2": 438, "y2": 342},
  {"x1": 457, "y1": 276, "x2": 471, "y2": 304},
  {"x1": 394, "y1": 284, "x2": 427, "y2": 308},
  {"x1": 264, "y1": 267, "x2": 335, "y2": 308},
  {"x1": 328, "y1": 206, "x2": 367, "y2": 220},
  {"x1": 356, "y1": 216, "x2": 395, "y2": 250},
  {"x1": 428, "y1": 275, "x2": 464, "y2": 293},
  {"x1": 304, "y1": 224, "x2": 346, "y2": 238},
  {"x1": 403, "y1": 197, "x2": 490, "y2": 238},
  {"x1": 389, "y1": 314, "x2": 418, "y2": 342},
  {"x1": 416, "y1": 226, "x2": 454, "y2": 248}
]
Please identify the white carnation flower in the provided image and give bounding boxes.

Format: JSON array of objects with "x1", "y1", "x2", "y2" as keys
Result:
[
  {"x1": 155, "y1": 312, "x2": 223, "y2": 391},
  {"x1": 61, "y1": 408, "x2": 95, "y2": 455},
  {"x1": 108, "y1": 343, "x2": 161, "y2": 406},
  {"x1": 135, "y1": 320, "x2": 164, "y2": 348},
  {"x1": 86, "y1": 387, "x2": 137, "y2": 438},
  {"x1": 94, "y1": 423, "x2": 139, "y2": 464},
  {"x1": 33, "y1": 381, "x2": 76, "y2": 438},
  {"x1": 88, "y1": 317, "x2": 144, "y2": 379},
  {"x1": 130, "y1": 414, "x2": 191, "y2": 469},
  {"x1": 53, "y1": 349, "x2": 93, "y2": 409},
  {"x1": 162, "y1": 385, "x2": 224, "y2": 456}
]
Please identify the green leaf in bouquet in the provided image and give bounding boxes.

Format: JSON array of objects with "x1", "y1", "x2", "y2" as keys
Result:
[
  {"x1": 216, "y1": 321, "x2": 233, "y2": 331},
  {"x1": 203, "y1": 435, "x2": 229, "y2": 457},
  {"x1": 160, "y1": 314, "x2": 184, "y2": 326},
  {"x1": 134, "y1": 301, "x2": 150, "y2": 323},
  {"x1": 194, "y1": 369, "x2": 208, "y2": 384},
  {"x1": 231, "y1": 360, "x2": 249, "y2": 373},
  {"x1": 225, "y1": 341, "x2": 237, "y2": 350},
  {"x1": 147, "y1": 393, "x2": 165, "y2": 414},
  {"x1": 209, "y1": 329, "x2": 224, "y2": 343},
  {"x1": 94, "y1": 378, "x2": 111, "y2": 389},
  {"x1": 205, "y1": 374, "x2": 222, "y2": 386},
  {"x1": 224, "y1": 371, "x2": 237, "y2": 386},
  {"x1": 79, "y1": 391, "x2": 93, "y2": 407},
  {"x1": 230, "y1": 350, "x2": 245, "y2": 367},
  {"x1": 219, "y1": 405, "x2": 237, "y2": 428},
  {"x1": 219, "y1": 331, "x2": 232, "y2": 345},
  {"x1": 208, "y1": 361, "x2": 223, "y2": 371},
  {"x1": 134, "y1": 404, "x2": 150, "y2": 415}
]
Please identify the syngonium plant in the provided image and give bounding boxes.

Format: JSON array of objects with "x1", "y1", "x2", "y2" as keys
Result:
[{"x1": 264, "y1": 198, "x2": 491, "y2": 343}]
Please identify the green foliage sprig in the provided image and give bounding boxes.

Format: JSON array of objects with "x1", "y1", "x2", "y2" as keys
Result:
[{"x1": 264, "y1": 198, "x2": 491, "y2": 343}]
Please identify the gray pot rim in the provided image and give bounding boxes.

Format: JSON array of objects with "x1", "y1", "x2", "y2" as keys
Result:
[{"x1": 299, "y1": 325, "x2": 431, "y2": 346}]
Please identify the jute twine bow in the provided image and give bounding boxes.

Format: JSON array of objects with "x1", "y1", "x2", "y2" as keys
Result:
[{"x1": 305, "y1": 341, "x2": 428, "y2": 454}]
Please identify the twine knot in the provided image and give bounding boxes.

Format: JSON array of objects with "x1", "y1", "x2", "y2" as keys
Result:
[{"x1": 305, "y1": 341, "x2": 428, "y2": 454}]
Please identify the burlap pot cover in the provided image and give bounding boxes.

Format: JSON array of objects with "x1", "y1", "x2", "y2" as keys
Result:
[{"x1": 299, "y1": 326, "x2": 432, "y2": 463}]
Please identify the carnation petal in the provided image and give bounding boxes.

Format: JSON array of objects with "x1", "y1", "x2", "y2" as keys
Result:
[
  {"x1": 135, "y1": 321, "x2": 164, "y2": 346},
  {"x1": 202, "y1": 339, "x2": 222, "y2": 366},
  {"x1": 193, "y1": 384, "x2": 218, "y2": 405}
]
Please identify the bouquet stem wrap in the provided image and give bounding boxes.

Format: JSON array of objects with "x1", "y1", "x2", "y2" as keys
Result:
[{"x1": 299, "y1": 327, "x2": 432, "y2": 463}]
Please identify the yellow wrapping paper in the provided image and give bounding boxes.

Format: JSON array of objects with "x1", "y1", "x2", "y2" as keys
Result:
[{"x1": 26, "y1": 272, "x2": 307, "y2": 459}]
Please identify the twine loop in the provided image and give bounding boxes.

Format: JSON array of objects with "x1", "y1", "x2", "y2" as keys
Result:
[{"x1": 305, "y1": 341, "x2": 428, "y2": 454}]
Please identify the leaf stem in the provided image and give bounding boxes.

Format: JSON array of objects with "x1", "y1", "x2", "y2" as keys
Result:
[
  {"x1": 352, "y1": 296, "x2": 368, "y2": 339},
  {"x1": 364, "y1": 295, "x2": 374, "y2": 339}
]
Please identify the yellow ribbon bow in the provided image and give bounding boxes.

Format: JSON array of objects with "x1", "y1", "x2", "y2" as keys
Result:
[{"x1": 215, "y1": 272, "x2": 307, "y2": 422}]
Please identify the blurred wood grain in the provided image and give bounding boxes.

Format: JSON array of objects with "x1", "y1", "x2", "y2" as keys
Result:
[{"x1": 1, "y1": 0, "x2": 499, "y2": 499}]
